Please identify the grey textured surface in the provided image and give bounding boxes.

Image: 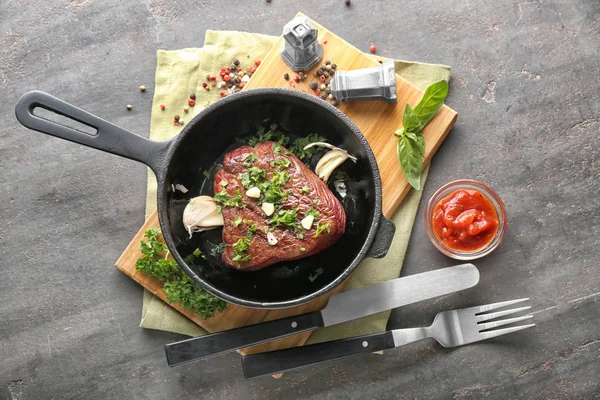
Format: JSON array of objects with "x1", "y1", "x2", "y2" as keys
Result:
[{"x1": 1, "y1": 1, "x2": 599, "y2": 399}]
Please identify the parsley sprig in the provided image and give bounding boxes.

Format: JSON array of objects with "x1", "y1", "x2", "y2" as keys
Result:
[{"x1": 136, "y1": 228, "x2": 228, "y2": 319}]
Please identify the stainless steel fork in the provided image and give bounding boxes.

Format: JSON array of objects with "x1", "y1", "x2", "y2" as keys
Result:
[{"x1": 241, "y1": 298, "x2": 535, "y2": 378}]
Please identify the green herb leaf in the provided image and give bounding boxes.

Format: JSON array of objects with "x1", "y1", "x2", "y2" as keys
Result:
[
  {"x1": 300, "y1": 186, "x2": 311, "y2": 194},
  {"x1": 308, "y1": 267, "x2": 324, "y2": 282},
  {"x1": 289, "y1": 134, "x2": 328, "y2": 159},
  {"x1": 270, "y1": 157, "x2": 291, "y2": 169},
  {"x1": 397, "y1": 133, "x2": 424, "y2": 190},
  {"x1": 232, "y1": 216, "x2": 243, "y2": 227},
  {"x1": 210, "y1": 242, "x2": 225, "y2": 257},
  {"x1": 305, "y1": 206, "x2": 320, "y2": 220},
  {"x1": 136, "y1": 229, "x2": 227, "y2": 319},
  {"x1": 300, "y1": 247, "x2": 306, "y2": 252},
  {"x1": 243, "y1": 153, "x2": 258, "y2": 167},
  {"x1": 396, "y1": 80, "x2": 448, "y2": 190},
  {"x1": 219, "y1": 180, "x2": 228, "y2": 187},
  {"x1": 269, "y1": 208, "x2": 298, "y2": 227},
  {"x1": 315, "y1": 221, "x2": 331, "y2": 237},
  {"x1": 231, "y1": 237, "x2": 251, "y2": 265},
  {"x1": 412, "y1": 80, "x2": 449, "y2": 129}
]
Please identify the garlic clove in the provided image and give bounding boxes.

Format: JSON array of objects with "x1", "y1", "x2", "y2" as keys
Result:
[
  {"x1": 314, "y1": 149, "x2": 350, "y2": 183},
  {"x1": 302, "y1": 142, "x2": 358, "y2": 162},
  {"x1": 246, "y1": 186, "x2": 261, "y2": 198},
  {"x1": 262, "y1": 202, "x2": 275, "y2": 216},
  {"x1": 183, "y1": 196, "x2": 224, "y2": 237},
  {"x1": 301, "y1": 214, "x2": 315, "y2": 230},
  {"x1": 267, "y1": 231, "x2": 278, "y2": 245}
]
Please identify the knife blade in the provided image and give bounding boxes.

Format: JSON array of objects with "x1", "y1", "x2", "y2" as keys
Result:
[{"x1": 164, "y1": 263, "x2": 479, "y2": 367}]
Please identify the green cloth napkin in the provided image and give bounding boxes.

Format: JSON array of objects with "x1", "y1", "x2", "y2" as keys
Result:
[{"x1": 140, "y1": 30, "x2": 451, "y2": 344}]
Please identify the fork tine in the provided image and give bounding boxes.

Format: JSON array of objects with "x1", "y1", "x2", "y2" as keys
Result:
[
  {"x1": 476, "y1": 306, "x2": 531, "y2": 322},
  {"x1": 474, "y1": 298, "x2": 530, "y2": 314},
  {"x1": 478, "y1": 315, "x2": 533, "y2": 330},
  {"x1": 479, "y1": 323, "x2": 535, "y2": 340}
]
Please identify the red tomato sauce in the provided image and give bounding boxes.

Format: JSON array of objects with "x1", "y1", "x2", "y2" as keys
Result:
[{"x1": 431, "y1": 189, "x2": 499, "y2": 251}]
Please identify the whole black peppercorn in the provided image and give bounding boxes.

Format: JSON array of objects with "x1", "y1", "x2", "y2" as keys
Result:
[
  {"x1": 174, "y1": 115, "x2": 180, "y2": 122},
  {"x1": 309, "y1": 81, "x2": 318, "y2": 90},
  {"x1": 325, "y1": 60, "x2": 331, "y2": 65},
  {"x1": 320, "y1": 92, "x2": 327, "y2": 99},
  {"x1": 283, "y1": 73, "x2": 289, "y2": 80},
  {"x1": 316, "y1": 70, "x2": 323, "y2": 77},
  {"x1": 323, "y1": 72, "x2": 329, "y2": 78},
  {"x1": 345, "y1": 0, "x2": 350, "y2": 5},
  {"x1": 233, "y1": 59, "x2": 240, "y2": 66},
  {"x1": 190, "y1": 93, "x2": 196, "y2": 100},
  {"x1": 331, "y1": 63, "x2": 337, "y2": 70},
  {"x1": 229, "y1": 65, "x2": 236, "y2": 72},
  {"x1": 206, "y1": 74, "x2": 211, "y2": 81}
]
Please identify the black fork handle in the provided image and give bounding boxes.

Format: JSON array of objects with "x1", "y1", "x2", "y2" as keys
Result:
[{"x1": 15, "y1": 90, "x2": 171, "y2": 174}]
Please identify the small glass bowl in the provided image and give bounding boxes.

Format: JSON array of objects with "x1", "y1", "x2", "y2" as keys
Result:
[{"x1": 424, "y1": 179, "x2": 508, "y2": 260}]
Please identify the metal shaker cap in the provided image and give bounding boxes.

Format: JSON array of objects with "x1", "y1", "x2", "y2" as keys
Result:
[
  {"x1": 330, "y1": 60, "x2": 397, "y2": 103},
  {"x1": 280, "y1": 17, "x2": 323, "y2": 72}
]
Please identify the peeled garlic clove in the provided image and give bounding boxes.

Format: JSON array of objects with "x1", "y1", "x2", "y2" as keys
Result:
[
  {"x1": 300, "y1": 215, "x2": 314, "y2": 230},
  {"x1": 302, "y1": 142, "x2": 357, "y2": 162},
  {"x1": 267, "y1": 231, "x2": 278, "y2": 245},
  {"x1": 262, "y1": 202, "x2": 275, "y2": 216},
  {"x1": 246, "y1": 187, "x2": 261, "y2": 198},
  {"x1": 314, "y1": 149, "x2": 351, "y2": 183},
  {"x1": 183, "y1": 196, "x2": 224, "y2": 237}
]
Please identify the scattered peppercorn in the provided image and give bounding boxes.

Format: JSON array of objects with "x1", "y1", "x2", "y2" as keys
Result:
[
  {"x1": 202, "y1": 82, "x2": 208, "y2": 88},
  {"x1": 283, "y1": 72, "x2": 290, "y2": 80},
  {"x1": 323, "y1": 40, "x2": 328, "y2": 45},
  {"x1": 345, "y1": 0, "x2": 350, "y2": 5},
  {"x1": 183, "y1": 106, "x2": 189, "y2": 113},
  {"x1": 126, "y1": 104, "x2": 132, "y2": 110},
  {"x1": 309, "y1": 81, "x2": 318, "y2": 90},
  {"x1": 294, "y1": 75, "x2": 301, "y2": 83},
  {"x1": 190, "y1": 93, "x2": 196, "y2": 100},
  {"x1": 331, "y1": 63, "x2": 337, "y2": 70},
  {"x1": 300, "y1": 75, "x2": 307, "y2": 81},
  {"x1": 174, "y1": 115, "x2": 180, "y2": 122},
  {"x1": 233, "y1": 59, "x2": 240, "y2": 66},
  {"x1": 188, "y1": 99, "x2": 195, "y2": 106},
  {"x1": 179, "y1": 119, "x2": 184, "y2": 125},
  {"x1": 379, "y1": 60, "x2": 383, "y2": 64},
  {"x1": 250, "y1": 66, "x2": 256, "y2": 74},
  {"x1": 139, "y1": 85, "x2": 146, "y2": 92},
  {"x1": 325, "y1": 60, "x2": 331, "y2": 65},
  {"x1": 255, "y1": 59, "x2": 261, "y2": 66},
  {"x1": 173, "y1": 120, "x2": 179, "y2": 126},
  {"x1": 160, "y1": 104, "x2": 166, "y2": 111},
  {"x1": 266, "y1": 0, "x2": 271, "y2": 2},
  {"x1": 319, "y1": 75, "x2": 326, "y2": 83},
  {"x1": 370, "y1": 43, "x2": 377, "y2": 53},
  {"x1": 316, "y1": 69, "x2": 323, "y2": 76},
  {"x1": 220, "y1": 91, "x2": 227, "y2": 97}
]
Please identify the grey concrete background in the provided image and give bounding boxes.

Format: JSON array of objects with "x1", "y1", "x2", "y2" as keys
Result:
[{"x1": 1, "y1": 1, "x2": 598, "y2": 399}]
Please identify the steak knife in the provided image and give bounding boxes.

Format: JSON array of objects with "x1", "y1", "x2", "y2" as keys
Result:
[{"x1": 164, "y1": 263, "x2": 479, "y2": 367}]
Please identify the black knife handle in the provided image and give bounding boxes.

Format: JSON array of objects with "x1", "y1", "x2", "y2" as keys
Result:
[
  {"x1": 241, "y1": 331, "x2": 395, "y2": 379},
  {"x1": 164, "y1": 311, "x2": 324, "y2": 367}
]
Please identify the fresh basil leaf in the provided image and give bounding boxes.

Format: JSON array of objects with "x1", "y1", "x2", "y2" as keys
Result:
[
  {"x1": 401, "y1": 103, "x2": 421, "y2": 132},
  {"x1": 412, "y1": 80, "x2": 449, "y2": 129},
  {"x1": 397, "y1": 133, "x2": 423, "y2": 190}
]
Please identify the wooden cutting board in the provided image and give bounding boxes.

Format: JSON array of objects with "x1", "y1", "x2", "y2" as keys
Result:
[{"x1": 115, "y1": 14, "x2": 457, "y2": 356}]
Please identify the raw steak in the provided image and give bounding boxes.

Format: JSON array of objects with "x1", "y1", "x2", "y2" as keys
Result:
[{"x1": 214, "y1": 141, "x2": 346, "y2": 271}]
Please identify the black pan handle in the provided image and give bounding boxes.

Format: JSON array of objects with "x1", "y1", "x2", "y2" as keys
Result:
[
  {"x1": 164, "y1": 311, "x2": 325, "y2": 367},
  {"x1": 15, "y1": 90, "x2": 170, "y2": 173},
  {"x1": 366, "y1": 215, "x2": 396, "y2": 258},
  {"x1": 241, "y1": 331, "x2": 395, "y2": 379}
]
